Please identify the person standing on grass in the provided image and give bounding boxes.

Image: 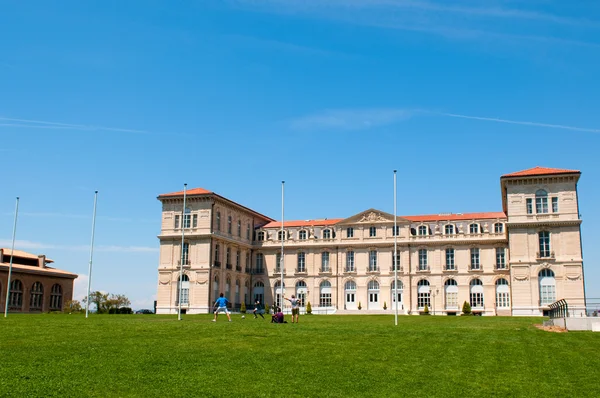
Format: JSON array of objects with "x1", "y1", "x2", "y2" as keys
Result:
[
  {"x1": 284, "y1": 295, "x2": 301, "y2": 324},
  {"x1": 212, "y1": 293, "x2": 231, "y2": 322},
  {"x1": 253, "y1": 299, "x2": 264, "y2": 319}
]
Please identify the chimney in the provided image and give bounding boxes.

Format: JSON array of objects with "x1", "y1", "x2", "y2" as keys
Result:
[
  {"x1": 0, "y1": 249, "x2": 4, "y2": 264},
  {"x1": 38, "y1": 255, "x2": 46, "y2": 268}
]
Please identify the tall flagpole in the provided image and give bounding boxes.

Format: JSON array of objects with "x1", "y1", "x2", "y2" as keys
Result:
[
  {"x1": 4, "y1": 197, "x2": 19, "y2": 318},
  {"x1": 280, "y1": 181, "x2": 285, "y2": 311},
  {"x1": 394, "y1": 170, "x2": 398, "y2": 326},
  {"x1": 178, "y1": 183, "x2": 187, "y2": 321},
  {"x1": 85, "y1": 191, "x2": 98, "y2": 318}
]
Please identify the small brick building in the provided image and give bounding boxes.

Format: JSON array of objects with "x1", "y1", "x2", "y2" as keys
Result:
[{"x1": 0, "y1": 248, "x2": 77, "y2": 312}]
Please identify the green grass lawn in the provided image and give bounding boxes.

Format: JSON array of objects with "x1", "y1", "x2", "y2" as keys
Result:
[{"x1": 1, "y1": 314, "x2": 599, "y2": 397}]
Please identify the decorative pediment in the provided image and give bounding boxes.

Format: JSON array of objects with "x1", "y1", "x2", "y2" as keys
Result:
[{"x1": 338, "y1": 208, "x2": 409, "y2": 225}]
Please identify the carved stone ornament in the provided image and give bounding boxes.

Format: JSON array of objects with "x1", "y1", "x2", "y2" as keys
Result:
[
  {"x1": 158, "y1": 273, "x2": 171, "y2": 285},
  {"x1": 564, "y1": 266, "x2": 582, "y2": 281},
  {"x1": 358, "y1": 212, "x2": 387, "y2": 223}
]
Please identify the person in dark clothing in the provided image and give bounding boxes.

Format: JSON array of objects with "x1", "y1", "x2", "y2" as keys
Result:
[{"x1": 253, "y1": 299, "x2": 265, "y2": 319}]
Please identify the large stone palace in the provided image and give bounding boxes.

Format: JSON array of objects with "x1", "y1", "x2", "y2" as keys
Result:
[{"x1": 155, "y1": 166, "x2": 586, "y2": 316}]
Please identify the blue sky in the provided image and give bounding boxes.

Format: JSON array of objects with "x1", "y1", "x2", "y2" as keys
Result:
[{"x1": 1, "y1": 0, "x2": 599, "y2": 308}]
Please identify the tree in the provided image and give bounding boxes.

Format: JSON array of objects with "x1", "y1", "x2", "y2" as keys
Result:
[
  {"x1": 306, "y1": 301, "x2": 312, "y2": 314},
  {"x1": 423, "y1": 305, "x2": 430, "y2": 315},
  {"x1": 383, "y1": 301, "x2": 387, "y2": 310},
  {"x1": 82, "y1": 291, "x2": 130, "y2": 314},
  {"x1": 64, "y1": 300, "x2": 82, "y2": 313},
  {"x1": 462, "y1": 301, "x2": 472, "y2": 316},
  {"x1": 82, "y1": 291, "x2": 109, "y2": 313},
  {"x1": 358, "y1": 301, "x2": 362, "y2": 310}
]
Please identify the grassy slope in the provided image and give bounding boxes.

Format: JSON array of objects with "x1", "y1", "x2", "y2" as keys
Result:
[{"x1": 0, "y1": 315, "x2": 599, "y2": 397}]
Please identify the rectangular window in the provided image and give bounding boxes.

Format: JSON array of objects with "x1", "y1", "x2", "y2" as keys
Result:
[
  {"x1": 470, "y1": 248, "x2": 480, "y2": 270},
  {"x1": 299, "y1": 230, "x2": 307, "y2": 240},
  {"x1": 246, "y1": 224, "x2": 250, "y2": 240},
  {"x1": 320, "y1": 293, "x2": 332, "y2": 307},
  {"x1": 496, "y1": 248, "x2": 506, "y2": 269},
  {"x1": 182, "y1": 242, "x2": 189, "y2": 265},
  {"x1": 346, "y1": 251, "x2": 355, "y2": 272},
  {"x1": 297, "y1": 252, "x2": 306, "y2": 272},
  {"x1": 183, "y1": 212, "x2": 191, "y2": 229},
  {"x1": 192, "y1": 214, "x2": 198, "y2": 228},
  {"x1": 214, "y1": 244, "x2": 220, "y2": 263},
  {"x1": 369, "y1": 227, "x2": 377, "y2": 237},
  {"x1": 392, "y1": 226, "x2": 400, "y2": 236},
  {"x1": 276, "y1": 253, "x2": 283, "y2": 272},
  {"x1": 418, "y1": 249, "x2": 428, "y2": 271},
  {"x1": 470, "y1": 292, "x2": 484, "y2": 308},
  {"x1": 538, "y1": 231, "x2": 551, "y2": 258},
  {"x1": 552, "y1": 197, "x2": 559, "y2": 213},
  {"x1": 369, "y1": 250, "x2": 378, "y2": 271},
  {"x1": 228, "y1": 216, "x2": 232, "y2": 234},
  {"x1": 174, "y1": 215, "x2": 180, "y2": 229},
  {"x1": 526, "y1": 198, "x2": 533, "y2": 214},
  {"x1": 446, "y1": 292, "x2": 458, "y2": 308},
  {"x1": 445, "y1": 248, "x2": 455, "y2": 270},
  {"x1": 536, "y1": 197, "x2": 548, "y2": 214},
  {"x1": 256, "y1": 253, "x2": 263, "y2": 272},
  {"x1": 392, "y1": 251, "x2": 401, "y2": 271},
  {"x1": 494, "y1": 223, "x2": 503, "y2": 233},
  {"x1": 496, "y1": 292, "x2": 510, "y2": 308},
  {"x1": 226, "y1": 248, "x2": 231, "y2": 268},
  {"x1": 347, "y1": 227, "x2": 354, "y2": 238},
  {"x1": 323, "y1": 229, "x2": 331, "y2": 239},
  {"x1": 236, "y1": 250, "x2": 240, "y2": 269},
  {"x1": 237, "y1": 221, "x2": 241, "y2": 236},
  {"x1": 417, "y1": 292, "x2": 430, "y2": 309},
  {"x1": 321, "y1": 252, "x2": 330, "y2": 272},
  {"x1": 418, "y1": 226, "x2": 427, "y2": 236},
  {"x1": 540, "y1": 285, "x2": 556, "y2": 305}
]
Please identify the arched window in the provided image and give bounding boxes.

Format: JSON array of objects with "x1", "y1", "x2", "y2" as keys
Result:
[
  {"x1": 323, "y1": 229, "x2": 331, "y2": 239},
  {"x1": 30, "y1": 282, "x2": 44, "y2": 311},
  {"x1": 50, "y1": 284, "x2": 62, "y2": 311},
  {"x1": 253, "y1": 281, "x2": 264, "y2": 303},
  {"x1": 469, "y1": 224, "x2": 480, "y2": 234},
  {"x1": 539, "y1": 269, "x2": 556, "y2": 305},
  {"x1": 213, "y1": 275, "x2": 220, "y2": 302},
  {"x1": 178, "y1": 274, "x2": 189, "y2": 305},
  {"x1": 296, "y1": 280, "x2": 307, "y2": 307},
  {"x1": 298, "y1": 230, "x2": 307, "y2": 240},
  {"x1": 320, "y1": 280, "x2": 332, "y2": 307},
  {"x1": 418, "y1": 226, "x2": 427, "y2": 236},
  {"x1": 444, "y1": 279, "x2": 458, "y2": 309},
  {"x1": 445, "y1": 224, "x2": 455, "y2": 235},
  {"x1": 417, "y1": 280, "x2": 430, "y2": 309},
  {"x1": 368, "y1": 280, "x2": 380, "y2": 308},
  {"x1": 469, "y1": 279, "x2": 484, "y2": 309},
  {"x1": 8, "y1": 280, "x2": 23, "y2": 310},
  {"x1": 496, "y1": 278, "x2": 510, "y2": 308},
  {"x1": 274, "y1": 280, "x2": 285, "y2": 308},
  {"x1": 494, "y1": 223, "x2": 504, "y2": 233},
  {"x1": 390, "y1": 279, "x2": 403, "y2": 305},
  {"x1": 538, "y1": 231, "x2": 551, "y2": 258},
  {"x1": 536, "y1": 189, "x2": 549, "y2": 214},
  {"x1": 344, "y1": 280, "x2": 356, "y2": 309}
]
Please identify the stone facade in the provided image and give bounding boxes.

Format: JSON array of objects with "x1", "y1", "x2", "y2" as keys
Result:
[
  {"x1": 0, "y1": 249, "x2": 77, "y2": 313},
  {"x1": 156, "y1": 167, "x2": 586, "y2": 316}
]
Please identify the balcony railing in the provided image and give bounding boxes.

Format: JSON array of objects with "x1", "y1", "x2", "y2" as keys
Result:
[
  {"x1": 319, "y1": 268, "x2": 332, "y2": 274},
  {"x1": 389, "y1": 267, "x2": 403, "y2": 273},
  {"x1": 213, "y1": 261, "x2": 221, "y2": 268},
  {"x1": 537, "y1": 251, "x2": 555, "y2": 260},
  {"x1": 417, "y1": 266, "x2": 430, "y2": 272},
  {"x1": 295, "y1": 268, "x2": 307, "y2": 274},
  {"x1": 444, "y1": 266, "x2": 457, "y2": 272},
  {"x1": 367, "y1": 266, "x2": 380, "y2": 273},
  {"x1": 226, "y1": 263, "x2": 232, "y2": 270},
  {"x1": 495, "y1": 264, "x2": 509, "y2": 271},
  {"x1": 235, "y1": 265, "x2": 242, "y2": 272},
  {"x1": 274, "y1": 268, "x2": 286, "y2": 275},
  {"x1": 252, "y1": 268, "x2": 265, "y2": 274},
  {"x1": 470, "y1": 265, "x2": 482, "y2": 271},
  {"x1": 177, "y1": 259, "x2": 190, "y2": 266},
  {"x1": 344, "y1": 267, "x2": 356, "y2": 273}
]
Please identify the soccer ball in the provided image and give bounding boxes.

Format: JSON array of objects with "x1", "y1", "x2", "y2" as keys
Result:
[{"x1": 241, "y1": 315, "x2": 245, "y2": 319}]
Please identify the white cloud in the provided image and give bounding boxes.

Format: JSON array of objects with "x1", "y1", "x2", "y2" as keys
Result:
[
  {"x1": 0, "y1": 239, "x2": 158, "y2": 253},
  {"x1": 73, "y1": 274, "x2": 89, "y2": 301},
  {"x1": 290, "y1": 108, "x2": 415, "y2": 131}
]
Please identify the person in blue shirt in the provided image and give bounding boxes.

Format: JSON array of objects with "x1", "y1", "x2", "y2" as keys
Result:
[{"x1": 212, "y1": 293, "x2": 231, "y2": 322}]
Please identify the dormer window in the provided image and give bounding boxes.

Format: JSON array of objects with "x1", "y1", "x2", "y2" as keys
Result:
[
  {"x1": 369, "y1": 226, "x2": 377, "y2": 237},
  {"x1": 444, "y1": 224, "x2": 455, "y2": 235},
  {"x1": 299, "y1": 230, "x2": 307, "y2": 240},
  {"x1": 257, "y1": 231, "x2": 265, "y2": 241},
  {"x1": 494, "y1": 223, "x2": 504, "y2": 233},
  {"x1": 323, "y1": 229, "x2": 331, "y2": 239},
  {"x1": 278, "y1": 230, "x2": 286, "y2": 241},
  {"x1": 469, "y1": 224, "x2": 480, "y2": 234},
  {"x1": 418, "y1": 226, "x2": 427, "y2": 236}
]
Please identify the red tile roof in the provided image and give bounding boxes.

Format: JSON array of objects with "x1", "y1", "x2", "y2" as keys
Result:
[
  {"x1": 262, "y1": 219, "x2": 344, "y2": 228},
  {"x1": 502, "y1": 166, "x2": 580, "y2": 178},
  {"x1": 158, "y1": 187, "x2": 213, "y2": 197},
  {"x1": 1, "y1": 248, "x2": 54, "y2": 263},
  {"x1": 403, "y1": 212, "x2": 506, "y2": 222}
]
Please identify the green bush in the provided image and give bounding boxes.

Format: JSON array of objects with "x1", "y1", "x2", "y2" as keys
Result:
[
  {"x1": 265, "y1": 303, "x2": 270, "y2": 315},
  {"x1": 119, "y1": 307, "x2": 133, "y2": 314},
  {"x1": 306, "y1": 301, "x2": 312, "y2": 315},
  {"x1": 358, "y1": 302, "x2": 362, "y2": 310},
  {"x1": 462, "y1": 301, "x2": 472, "y2": 316},
  {"x1": 422, "y1": 305, "x2": 430, "y2": 315},
  {"x1": 383, "y1": 301, "x2": 387, "y2": 310},
  {"x1": 240, "y1": 302, "x2": 246, "y2": 314}
]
